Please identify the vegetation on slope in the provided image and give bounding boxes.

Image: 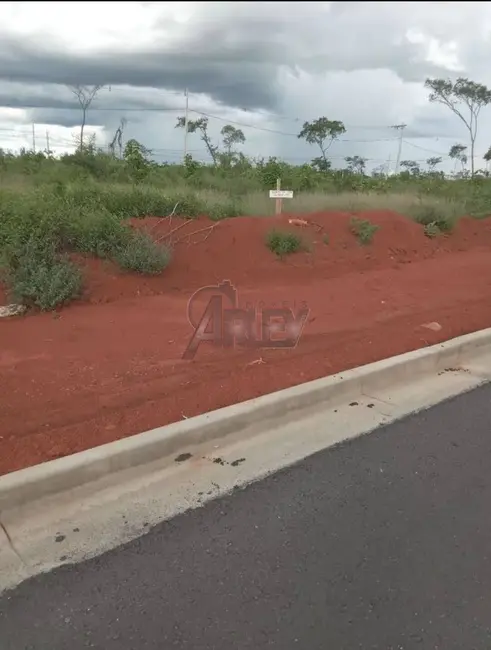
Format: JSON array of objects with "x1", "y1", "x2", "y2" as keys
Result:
[{"x1": 3, "y1": 73, "x2": 491, "y2": 310}]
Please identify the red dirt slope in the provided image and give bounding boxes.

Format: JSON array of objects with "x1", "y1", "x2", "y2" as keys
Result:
[{"x1": 1, "y1": 210, "x2": 491, "y2": 475}]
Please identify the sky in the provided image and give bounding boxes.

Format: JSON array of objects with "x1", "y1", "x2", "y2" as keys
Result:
[{"x1": 0, "y1": 1, "x2": 491, "y2": 173}]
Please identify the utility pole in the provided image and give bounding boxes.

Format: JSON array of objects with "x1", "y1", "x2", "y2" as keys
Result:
[
  {"x1": 31, "y1": 123, "x2": 36, "y2": 152},
  {"x1": 391, "y1": 123, "x2": 406, "y2": 174},
  {"x1": 45, "y1": 130, "x2": 50, "y2": 154},
  {"x1": 183, "y1": 88, "x2": 189, "y2": 162}
]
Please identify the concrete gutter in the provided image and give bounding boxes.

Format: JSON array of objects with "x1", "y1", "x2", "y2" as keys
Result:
[{"x1": 2, "y1": 327, "x2": 491, "y2": 512}]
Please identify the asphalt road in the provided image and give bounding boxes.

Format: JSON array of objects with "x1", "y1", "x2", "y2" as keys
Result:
[{"x1": 2, "y1": 384, "x2": 491, "y2": 649}]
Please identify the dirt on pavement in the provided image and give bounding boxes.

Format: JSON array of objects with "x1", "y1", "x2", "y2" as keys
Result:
[{"x1": 1, "y1": 210, "x2": 491, "y2": 475}]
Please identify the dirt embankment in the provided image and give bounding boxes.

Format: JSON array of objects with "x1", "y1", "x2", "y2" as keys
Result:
[{"x1": 1, "y1": 210, "x2": 491, "y2": 475}]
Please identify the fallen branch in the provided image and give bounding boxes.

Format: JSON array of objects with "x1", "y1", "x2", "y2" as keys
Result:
[
  {"x1": 155, "y1": 220, "x2": 190, "y2": 244},
  {"x1": 148, "y1": 202, "x2": 180, "y2": 232},
  {"x1": 246, "y1": 357, "x2": 265, "y2": 367},
  {"x1": 174, "y1": 223, "x2": 219, "y2": 245}
]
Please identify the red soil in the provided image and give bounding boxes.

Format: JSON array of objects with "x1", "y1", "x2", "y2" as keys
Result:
[{"x1": 1, "y1": 210, "x2": 491, "y2": 476}]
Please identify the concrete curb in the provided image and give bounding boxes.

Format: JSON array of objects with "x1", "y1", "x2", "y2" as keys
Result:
[{"x1": 2, "y1": 327, "x2": 491, "y2": 511}]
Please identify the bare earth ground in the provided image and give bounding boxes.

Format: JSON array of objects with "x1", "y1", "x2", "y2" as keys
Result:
[{"x1": 1, "y1": 210, "x2": 491, "y2": 476}]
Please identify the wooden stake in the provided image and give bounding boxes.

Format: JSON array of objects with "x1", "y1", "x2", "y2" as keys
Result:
[{"x1": 275, "y1": 178, "x2": 282, "y2": 215}]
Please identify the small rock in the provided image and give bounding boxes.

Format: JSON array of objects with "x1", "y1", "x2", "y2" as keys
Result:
[
  {"x1": 174, "y1": 453, "x2": 192, "y2": 463},
  {"x1": 0, "y1": 304, "x2": 26, "y2": 318},
  {"x1": 421, "y1": 321, "x2": 442, "y2": 332}
]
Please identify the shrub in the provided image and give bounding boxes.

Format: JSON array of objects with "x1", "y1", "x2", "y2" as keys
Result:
[
  {"x1": 410, "y1": 204, "x2": 455, "y2": 233},
  {"x1": 266, "y1": 229, "x2": 303, "y2": 257},
  {"x1": 112, "y1": 231, "x2": 172, "y2": 274},
  {"x1": 349, "y1": 217, "x2": 379, "y2": 245},
  {"x1": 3, "y1": 236, "x2": 82, "y2": 310}
]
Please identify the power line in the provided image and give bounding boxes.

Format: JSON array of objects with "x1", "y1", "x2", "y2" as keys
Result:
[
  {"x1": 402, "y1": 140, "x2": 450, "y2": 156},
  {"x1": 189, "y1": 109, "x2": 399, "y2": 142},
  {"x1": 0, "y1": 98, "x2": 412, "y2": 132}
]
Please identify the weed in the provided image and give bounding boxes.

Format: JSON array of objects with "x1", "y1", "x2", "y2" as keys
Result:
[
  {"x1": 113, "y1": 231, "x2": 172, "y2": 274},
  {"x1": 266, "y1": 229, "x2": 304, "y2": 257},
  {"x1": 423, "y1": 222, "x2": 441, "y2": 238},
  {"x1": 3, "y1": 236, "x2": 82, "y2": 310},
  {"x1": 410, "y1": 203, "x2": 455, "y2": 233},
  {"x1": 322, "y1": 234, "x2": 330, "y2": 245},
  {"x1": 349, "y1": 217, "x2": 379, "y2": 245}
]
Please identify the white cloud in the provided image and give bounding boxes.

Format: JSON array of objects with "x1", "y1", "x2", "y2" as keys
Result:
[{"x1": 0, "y1": 1, "x2": 490, "y2": 172}]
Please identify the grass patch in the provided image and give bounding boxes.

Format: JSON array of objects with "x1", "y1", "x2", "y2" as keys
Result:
[
  {"x1": 349, "y1": 217, "x2": 379, "y2": 245},
  {"x1": 266, "y1": 229, "x2": 304, "y2": 257},
  {"x1": 2, "y1": 237, "x2": 83, "y2": 310},
  {"x1": 0, "y1": 188, "x2": 172, "y2": 309},
  {"x1": 409, "y1": 202, "x2": 456, "y2": 233},
  {"x1": 112, "y1": 231, "x2": 172, "y2": 274},
  {"x1": 322, "y1": 234, "x2": 330, "y2": 245}
]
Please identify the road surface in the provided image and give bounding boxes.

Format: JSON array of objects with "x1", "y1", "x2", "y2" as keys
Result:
[{"x1": 2, "y1": 383, "x2": 491, "y2": 649}]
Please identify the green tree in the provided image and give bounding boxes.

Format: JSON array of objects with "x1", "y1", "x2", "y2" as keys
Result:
[
  {"x1": 449, "y1": 143, "x2": 467, "y2": 173},
  {"x1": 298, "y1": 117, "x2": 346, "y2": 171},
  {"x1": 425, "y1": 77, "x2": 491, "y2": 176},
  {"x1": 123, "y1": 139, "x2": 152, "y2": 181},
  {"x1": 219, "y1": 125, "x2": 246, "y2": 167},
  {"x1": 221, "y1": 125, "x2": 245, "y2": 155},
  {"x1": 176, "y1": 116, "x2": 218, "y2": 164},
  {"x1": 400, "y1": 160, "x2": 421, "y2": 176},
  {"x1": 345, "y1": 155, "x2": 366, "y2": 174},
  {"x1": 426, "y1": 156, "x2": 442, "y2": 172}
]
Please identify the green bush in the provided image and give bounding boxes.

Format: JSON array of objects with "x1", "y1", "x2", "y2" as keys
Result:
[
  {"x1": 410, "y1": 204, "x2": 455, "y2": 233},
  {"x1": 2, "y1": 236, "x2": 82, "y2": 310},
  {"x1": 112, "y1": 231, "x2": 172, "y2": 274},
  {"x1": 266, "y1": 229, "x2": 304, "y2": 257},
  {"x1": 349, "y1": 217, "x2": 379, "y2": 245}
]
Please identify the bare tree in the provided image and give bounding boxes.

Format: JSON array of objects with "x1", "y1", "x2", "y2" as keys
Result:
[
  {"x1": 109, "y1": 117, "x2": 127, "y2": 158},
  {"x1": 69, "y1": 84, "x2": 106, "y2": 152}
]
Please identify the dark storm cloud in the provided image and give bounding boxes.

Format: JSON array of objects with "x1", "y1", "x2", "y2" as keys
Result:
[
  {"x1": 0, "y1": 34, "x2": 280, "y2": 111},
  {"x1": 0, "y1": 1, "x2": 454, "y2": 117}
]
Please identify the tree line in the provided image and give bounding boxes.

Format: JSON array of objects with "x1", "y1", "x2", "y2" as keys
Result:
[{"x1": 37, "y1": 77, "x2": 491, "y2": 178}]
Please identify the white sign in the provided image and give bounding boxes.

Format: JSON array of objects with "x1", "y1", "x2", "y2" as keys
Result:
[{"x1": 269, "y1": 190, "x2": 294, "y2": 199}]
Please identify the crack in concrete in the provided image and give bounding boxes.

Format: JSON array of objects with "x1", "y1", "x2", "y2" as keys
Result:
[
  {"x1": 0, "y1": 517, "x2": 27, "y2": 567},
  {"x1": 360, "y1": 391, "x2": 395, "y2": 413}
]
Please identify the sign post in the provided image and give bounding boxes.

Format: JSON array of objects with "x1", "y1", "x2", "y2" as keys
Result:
[{"x1": 269, "y1": 178, "x2": 294, "y2": 215}]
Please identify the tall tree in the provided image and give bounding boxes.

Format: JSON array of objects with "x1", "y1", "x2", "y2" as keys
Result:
[
  {"x1": 449, "y1": 143, "x2": 467, "y2": 173},
  {"x1": 424, "y1": 77, "x2": 491, "y2": 176},
  {"x1": 426, "y1": 156, "x2": 442, "y2": 172},
  {"x1": 69, "y1": 85, "x2": 107, "y2": 152},
  {"x1": 109, "y1": 117, "x2": 127, "y2": 158},
  {"x1": 298, "y1": 117, "x2": 346, "y2": 171},
  {"x1": 344, "y1": 155, "x2": 366, "y2": 174},
  {"x1": 400, "y1": 160, "x2": 421, "y2": 176},
  {"x1": 176, "y1": 116, "x2": 218, "y2": 164},
  {"x1": 221, "y1": 125, "x2": 245, "y2": 155}
]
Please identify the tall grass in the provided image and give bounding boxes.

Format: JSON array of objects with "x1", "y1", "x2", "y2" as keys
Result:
[{"x1": 0, "y1": 148, "x2": 490, "y2": 310}]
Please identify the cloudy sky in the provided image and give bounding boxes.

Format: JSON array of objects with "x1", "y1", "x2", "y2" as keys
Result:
[{"x1": 0, "y1": 1, "x2": 490, "y2": 172}]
